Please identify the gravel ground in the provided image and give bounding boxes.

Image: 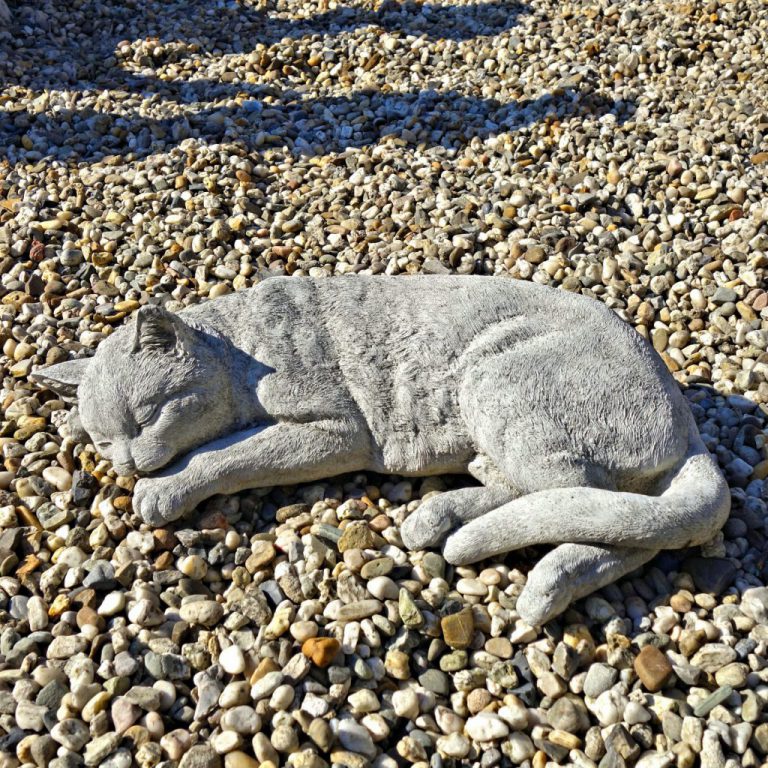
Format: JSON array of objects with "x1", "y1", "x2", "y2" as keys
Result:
[{"x1": 1, "y1": 0, "x2": 768, "y2": 767}]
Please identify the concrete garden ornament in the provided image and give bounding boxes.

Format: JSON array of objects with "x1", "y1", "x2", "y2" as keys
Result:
[{"x1": 33, "y1": 276, "x2": 730, "y2": 625}]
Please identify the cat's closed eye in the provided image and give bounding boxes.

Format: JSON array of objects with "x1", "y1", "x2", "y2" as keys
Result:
[
  {"x1": 96, "y1": 440, "x2": 112, "y2": 453},
  {"x1": 135, "y1": 402, "x2": 161, "y2": 427}
]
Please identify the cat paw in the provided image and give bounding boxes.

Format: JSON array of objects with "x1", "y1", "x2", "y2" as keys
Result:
[
  {"x1": 132, "y1": 477, "x2": 190, "y2": 526},
  {"x1": 400, "y1": 503, "x2": 453, "y2": 550}
]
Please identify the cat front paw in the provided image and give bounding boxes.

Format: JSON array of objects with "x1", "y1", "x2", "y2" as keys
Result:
[{"x1": 132, "y1": 476, "x2": 191, "y2": 526}]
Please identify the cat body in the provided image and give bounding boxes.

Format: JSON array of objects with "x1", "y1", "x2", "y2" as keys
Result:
[{"x1": 36, "y1": 276, "x2": 730, "y2": 624}]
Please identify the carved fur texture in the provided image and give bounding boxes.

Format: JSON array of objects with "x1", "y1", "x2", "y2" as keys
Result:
[{"x1": 33, "y1": 275, "x2": 731, "y2": 625}]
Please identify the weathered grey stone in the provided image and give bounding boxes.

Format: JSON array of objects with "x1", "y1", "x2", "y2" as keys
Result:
[{"x1": 38, "y1": 277, "x2": 730, "y2": 625}]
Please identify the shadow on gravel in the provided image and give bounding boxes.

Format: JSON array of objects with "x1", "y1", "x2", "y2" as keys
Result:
[
  {"x1": 0, "y1": 0, "x2": 624, "y2": 164},
  {"x1": 0, "y1": 0, "x2": 528, "y2": 75},
  {"x1": 0, "y1": 86, "x2": 632, "y2": 162}
]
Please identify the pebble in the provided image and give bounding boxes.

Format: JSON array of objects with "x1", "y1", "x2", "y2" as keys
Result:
[
  {"x1": 694, "y1": 686, "x2": 734, "y2": 717},
  {"x1": 583, "y1": 663, "x2": 619, "y2": 698},
  {"x1": 392, "y1": 688, "x2": 420, "y2": 719},
  {"x1": 691, "y1": 644, "x2": 738, "y2": 673},
  {"x1": 179, "y1": 600, "x2": 224, "y2": 627},
  {"x1": 219, "y1": 645, "x2": 246, "y2": 675},
  {"x1": 441, "y1": 608, "x2": 475, "y2": 649},
  {"x1": 337, "y1": 719, "x2": 376, "y2": 758},
  {"x1": 302, "y1": 637, "x2": 340, "y2": 668},
  {"x1": 635, "y1": 646, "x2": 674, "y2": 692},
  {"x1": 465, "y1": 713, "x2": 510, "y2": 742}
]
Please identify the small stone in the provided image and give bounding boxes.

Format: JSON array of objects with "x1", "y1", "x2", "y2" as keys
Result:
[
  {"x1": 385, "y1": 650, "x2": 410, "y2": 680},
  {"x1": 48, "y1": 635, "x2": 89, "y2": 659},
  {"x1": 84, "y1": 733, "x2": 121, "y2": 766},
  {"x1": 331, "y1": 599, "x2": 382, "y2": 622},
  {"x1": 441, "y1": 608, "x2": 474, "y2": 649},
  {"x1": 99, "y1": 592, "x2": 126, "y2": 616},
  {"x1": 223, "y1": 752, "x2": 258, "y2": 768},
  {"x1": 465, "y1": 713, "x2": 509, "y2": 742},
  {"x1": 178, "y1": 744, "x2": 222, "y2": 768},
  {"x1": 752, "y1": 723, "x2": 768, "y2": 755},
  {"x1": 693, "y1": 686, "x2": 733, "y2": 717},
  {"x1": 179, "y1": 555, "x2": 208, "y2": 580},
  {"x1": 485, "y1": 637, "x2": 513, "y2": 659},
  {"x1": 51, "y1": 719, "x2": 90, "y2": 751},
  {"x1": 398, "y1": 588, "x2": 424, "y2": 628},
  {"x1": 506, "y1": 732, "x2": 536, "y2": 763},
  {"x1": 360, "y1": 557, "x2": 394, "y2": 579},
  {"x1": 251, "y1": 671, "x2": 284, "y2": 700},
  {"x1": 690, "y1": 644, "x2": 737, "y2": 673},
  {"x1": 714, "y1": 662, "x2": 749, "y2": 688},
  {"x1": 366, "y1": 575, "x2": 399, "y2": 600},
  {"x1": 179, "y1": 600, "x2": 224, "y2": 627},
  {"x1": 419, "y1": 669, "x2": 450, "y2": 696},
  {"x1": 246, "y1": 541, "x2": 275, "y2": 571},
  {"x1": 635, "y1": 646, "x2": 673, "y2": 692},
  {"x1": 308, "y1": 718, "x2": 333, "y2": 752},
  {"x1": 302, "y1": 637, "x2": 340, "y2": 667},
  {"x1": 219, "y1": 645, "x2": 246, "y2": 675},
  {"x1": 392, "y1": 688, "x2": 420, "y2": 718},
  {"x1": 338, "y1": 522, "x2": 378, "y2": 552},
  {"x1": 547, "y1": 694, "x2": 590, "y2": 733},
  {"x1": 348, "y1": 689, "x2": 379, "y2": 713},
  {"x1": 583, "y1": 663, "x2": 619, "y2": 698},
  {"x1": 337, "y1": 719, "x2": 376, "y2": 758}
]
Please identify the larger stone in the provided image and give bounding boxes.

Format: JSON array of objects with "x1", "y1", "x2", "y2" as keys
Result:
[
  {"x1": 690, "y1": 644, "x2": 737, "y2": 673},
  {"x1": 302, "y1": 637, "x2": 340, "y2": 668},
  {"x1": 179, "y1": 600, "x2": 224, "y2": 627},
  {"x1": 338, "y1": 523, "x2": 379, "y2": 552},
  {"x1": 634, "y1": 646, "x2": 673, "y2": 692},
  {"x1": 547, "y1": 695, "x2": 591, "y2": 734},
  {"x1": 681, "y1": 557, "x2": 736, "y2": 595},
  {"x1": 441, "y1": 608, "x2": 474, "y2": 649},
  {"x1": 179, "y1": 745, "x2": 222, "y2": 768},
  {"x1": 465, "y1": 713, "x2": 510, "y2": 742}
]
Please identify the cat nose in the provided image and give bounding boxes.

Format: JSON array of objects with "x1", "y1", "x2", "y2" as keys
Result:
[{"x1": 113, "y1": 457, "x2": 136, "y2": 476}]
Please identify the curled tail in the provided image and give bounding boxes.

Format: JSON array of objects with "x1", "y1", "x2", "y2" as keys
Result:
[{"x1": 443, "y1": 424, "x2": 731, "y2": 566}]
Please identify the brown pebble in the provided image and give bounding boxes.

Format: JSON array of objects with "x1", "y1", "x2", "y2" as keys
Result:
[
  {"x1": 302, "y1": 637, "x2": 341, "y2": 668},
  {"x1": 338, "y1": 522, "x2": 379, "y2": 553},
  {"x1": 250, "y1": 658, "x2": 281, "y2": 684},
  {"x1": 441, "y1": 608, "x2": 474, "y2": 650},
  {"x1": 155, "y1": 552, "x2": 174, "y2": 570},
  {"x1": 467, "y1": 688, "x2": 493, "y2": 714},
  {"x1": 153, "y1": 529, "x2": 176, "y2": 550},
  {"x1": 670, "y1": 591, "x2": 693, "y2": 613},
  {"x1": 76, "y1": 606, "x2": 104, "y2": 631},
  {"x1": 634, "y1": 645, "x2": 673, "y2": 692}
]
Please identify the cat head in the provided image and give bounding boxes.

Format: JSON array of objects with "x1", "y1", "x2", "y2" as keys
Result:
[{"x1": 32, "y1": 305, "x2": 237, "y2": 476}]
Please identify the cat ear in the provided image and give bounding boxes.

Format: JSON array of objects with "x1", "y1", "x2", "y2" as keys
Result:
[
  {"x1": 132, "y1": 305, "x2": 193, "y2": 355},
  {"x1": 29, "y1": 358, "x2": 91, "y2": 402}
]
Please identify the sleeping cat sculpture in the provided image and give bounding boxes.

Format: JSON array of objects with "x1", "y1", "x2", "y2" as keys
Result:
[{"x1": 32, "y1": 275, "x2": 730, "y2": 625}]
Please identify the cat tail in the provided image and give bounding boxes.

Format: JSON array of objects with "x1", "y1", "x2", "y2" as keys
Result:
[{"x1": 442, "y1": 422, "x2": 731, "y2": 565}]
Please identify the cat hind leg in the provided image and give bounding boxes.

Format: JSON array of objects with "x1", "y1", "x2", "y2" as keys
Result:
[{"x1": 516, "y1": 542, "x2": 658, "y2": 626}]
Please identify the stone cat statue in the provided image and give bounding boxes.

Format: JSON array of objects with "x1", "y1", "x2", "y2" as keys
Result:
[{"x1": 33, "y1": 275, "x2": 730, "y2": 625}]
